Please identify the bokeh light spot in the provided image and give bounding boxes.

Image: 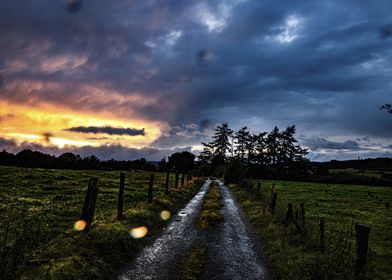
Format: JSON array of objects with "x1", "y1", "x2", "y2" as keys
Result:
[
  {"x1": 160, "y1": 210, "x2": 171, "y2": 220},
  {"x1": 74, "y1": 220, "x2": 87, "y2": 231},
  {"x1": 130, "y1": 226, "x2": 148, "y2": 238}
]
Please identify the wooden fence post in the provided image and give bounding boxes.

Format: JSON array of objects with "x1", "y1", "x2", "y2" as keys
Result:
[
  {"x1": 355, "y1": 223, "x2": 371, "y2": 275},
  {"x1": 319, "y1": 217, "x2": 325, "y2": 251},
  {"x1": 300, "y1": 202, "x2": 306, "y2": 227},
  {"x1": 81, "y1": 178, "x2": 99, "y2": 230},
  {"x1": 257, "y1": 182, "x2": 261, "y2": 193},
  {"x1": 181, "y1": 173, "x2": 185, "y2": 188},
  {"x1": 165, "y1": 171, "x2": 170, "y2": 194},
  {"x1": 148, "y1": 174, "x2": 154, "y2": 203},
  {"x1": 271, "y1": 192, "x2": 278, "y2": 215},
  {"x1": 271, "y1": 183, "x2": 276, "y2": 199},
  {"x1": 285, "y1": 203, "x2": 293, "y2": 226},
  {"x1": 117, "y1": 173, "x2": 125, "y2": 219},
  {"x1": 175, "y1": 172, "x2": 179, "y2": 189}
]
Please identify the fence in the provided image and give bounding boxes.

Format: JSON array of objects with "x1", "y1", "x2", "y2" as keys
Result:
[{"x1": 243, "y1": 179, "x2": 373, "y2": 278}]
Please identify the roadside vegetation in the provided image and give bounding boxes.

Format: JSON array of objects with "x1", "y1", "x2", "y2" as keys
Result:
[
  {"x1": 180, "y1": 247, "x2": 207, "y2": 280},
  {"x1": 197, "y1": 181, "x2": 224, "y2": 229},
  {"x1": 229, "y1": 180, "x2": 392, "y2": 280},
  {"x1": 0, "y1": 166, "x2": 204, "y2": 279}
]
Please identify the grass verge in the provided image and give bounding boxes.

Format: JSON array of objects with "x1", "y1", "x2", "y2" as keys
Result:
[
  {"x1": 0, "y1": 166, "x2": 204, "y2": 279},
  {"x1": 180, "y1": 246, "x2": 207, "y2": 280},
  {"x1": 197, "y1": 181, "x2": 224, "y2": 230},
  {"x1": 228, "y1": 181, "x2": 388, "y2": 280}
]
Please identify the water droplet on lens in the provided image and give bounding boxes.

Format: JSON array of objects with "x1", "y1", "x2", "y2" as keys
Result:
[
  {"x1": 196, "y1": 49, "x2": 213, "y2": 67},
  {"x1": 67, "y1": 0, "x2": 83, "y2": 14},
  {"x1": 380, "y1": 25, "x2": 392, "y2": 39}
]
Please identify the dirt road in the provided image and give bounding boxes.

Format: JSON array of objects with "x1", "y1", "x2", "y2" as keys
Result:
[{"x1": 118, "y1": 179, "x2": 268, "y2": 280}]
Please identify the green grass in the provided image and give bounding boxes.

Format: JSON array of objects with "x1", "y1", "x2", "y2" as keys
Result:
[
  {"x1": 180, "y1": 246, "x2": 207, "y2": 280},
  {"x1": 229, "y1": 180, "x2": 392, "y2": 280},
  {"x1": 0, "y1": 166, "x2": 203, "y2": 279},
  {"x1": 197, "y1": 181, "x2": 224, "y2": 230}
]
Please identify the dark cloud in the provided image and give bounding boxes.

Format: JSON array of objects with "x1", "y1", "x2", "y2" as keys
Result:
[
  {"x1": 301, "y1": 137, "x2": 360, "y2": 150},
  {"x1": 64, "y1": 126, "x2": 145, "y2": 136},
  {"x1": 1, "y1": 0, "x2": 392, "y2": 161}
]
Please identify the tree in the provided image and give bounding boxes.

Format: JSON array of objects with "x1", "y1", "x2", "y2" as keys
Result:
[
  {"x1": 199, "y1": 142, "x2": 214, "y2": 164},
  {"x1": 168, "y1": 151, "x2": 195, "y2": 172},
  {"x1": 254, "y1": 132, "x2": 268, "y2": 165},
  {"x1": 266, "y1": 126, "x2": 281, "y2": 165},
  {"x1": 210, "y1": 123, "x2": 233, "y2": 159},
  {"x1": 234, "y1": 127, "x2": 250, "y2": 163}
]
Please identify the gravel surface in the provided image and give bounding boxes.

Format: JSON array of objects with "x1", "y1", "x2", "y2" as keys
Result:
[{"x1": 117, "y1": 179, "x2": 269, "y2": 280}]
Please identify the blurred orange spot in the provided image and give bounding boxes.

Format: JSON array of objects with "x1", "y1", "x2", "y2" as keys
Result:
[
  {"x1": 130, "y1": 226, "x2": 148, "y2": 238},
  {"x1": 74, "y1": 220, "x2": 87, "y2": 231},
  {"x1": 160, "y1": 210, "x2": 171, "y2": 220}
]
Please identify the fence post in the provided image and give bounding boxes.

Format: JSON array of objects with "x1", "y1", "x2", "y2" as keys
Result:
[
  {"x1": 81, "y1": 178, "x2": 99, "y2": 230},
  {"x1": 181, "y1": 173, "x2": 185, "y2": 188},
  {"x1": 257, "y1": 182, "x2": 261, "y2": 193},
  {"x1": 165, "y1": 171, "x2": 170, "y2": 194},
  {"x1": 271, "y1": 192, "x2": 278, "y2": 215},
  {"x1": 319, "y1": 217, "x2": 325, "y2": 251},
  {"x1": 175, "y1": 172, "x2": 179, "y2": 189},
  {"x1": 300, "y1": 202, "x2": 306, "y2": 227},
  {"x1": 355, "y1": 223, "x2": 370, "y2": 275},
  {"x1": 148, "y1": 174, "x2": 154, "y2": 203},
  {"x1": 285, "y1": 203, "x2": 293, "y2": 226},
  {"x1": 271, "y1": 183, "x2": 276, "y2": 199},
  {"x1": 117, "y1": 173, "x2": 125, "y2": 219}
]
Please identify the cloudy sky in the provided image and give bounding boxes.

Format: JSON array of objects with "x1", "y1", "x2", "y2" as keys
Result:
[{"x1": 0, "y1": 0, "x2": 391, "y2": 161}]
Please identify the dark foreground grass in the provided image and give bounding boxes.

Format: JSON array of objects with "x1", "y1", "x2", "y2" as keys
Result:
[
  {"x1": 197, "y1": 181, "x2": 224, "y2": 230},
  {"x1": 0, "y1": 166, "x2": 203, "y2": 279},
  {"x1": 229, "y1": 180, "x2": 392, "y2": 280}
]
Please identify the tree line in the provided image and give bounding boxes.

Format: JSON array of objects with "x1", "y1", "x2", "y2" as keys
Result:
[
  {"x1": 197, "y1": 123, "x2": 309, "y2": 181},
  {"x1": 0, "y1": 149, "x2": 197, "y2": 173}
]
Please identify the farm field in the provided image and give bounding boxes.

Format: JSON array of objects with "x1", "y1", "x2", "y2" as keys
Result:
[
  {"x1": 229, "y1": 180, "x2": 392, "y2": 280},
  {"x1": 0, "y1": 166, "x2": 202, "y2": 279}
]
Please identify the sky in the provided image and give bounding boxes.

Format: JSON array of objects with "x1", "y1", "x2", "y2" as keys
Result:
[{"x1": 0, "y1": 0, "x2": 392, "y2": 161}]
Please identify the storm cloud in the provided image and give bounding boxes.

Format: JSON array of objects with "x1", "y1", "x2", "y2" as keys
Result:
[
  {"x1": 64, "y1": 126, "x2": 145, "y2": 136},
  {"x1": 1, "y1": 0, "x2": 392, "y2": 160}
]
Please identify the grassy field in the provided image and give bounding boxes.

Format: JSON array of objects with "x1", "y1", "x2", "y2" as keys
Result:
[
  {"x1": 0, "y1": 166, "x2": 202, "y2": 279},
  {"x1": 229, "y1": 180, "x2": 392, "y2": 280}
]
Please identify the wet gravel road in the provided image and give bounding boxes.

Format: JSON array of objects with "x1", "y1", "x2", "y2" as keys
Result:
[{"x1": 118, "y1": 179, "x2": 268, "y2": 280}]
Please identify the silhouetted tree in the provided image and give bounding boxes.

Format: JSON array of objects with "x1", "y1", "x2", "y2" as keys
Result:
[
  {"x1": 254, "y1": 132, "x2": 268, "y2": 165},
  {"x1": 234, "y1": 126, "x2": 250, "y2": 164},
  {"x1": 168, "y1": 151, "x2": 195, "y2": 172},
  {"x1": 210, "y1": 123, "x2": 233, "y2": 159},
  {"x1": 266, "y1": 126, "x2": 281, "y2": 165}
]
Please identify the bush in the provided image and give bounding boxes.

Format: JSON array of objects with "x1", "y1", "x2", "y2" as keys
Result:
[{"x1": 224, "y1": 159, "x2": 247, "y2": 183}]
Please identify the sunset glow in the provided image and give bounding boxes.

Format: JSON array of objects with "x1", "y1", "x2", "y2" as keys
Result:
[{"x1": 0, "y1": 100, "x2": 165, "y2": 150}]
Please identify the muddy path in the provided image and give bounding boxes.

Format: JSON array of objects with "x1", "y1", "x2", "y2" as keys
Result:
[{"x1": 117, "y1": 179, "x2": 269, "y2": 280}]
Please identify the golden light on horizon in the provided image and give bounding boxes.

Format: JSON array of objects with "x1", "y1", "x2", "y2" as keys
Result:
[{"x1": 0, "y1": 100, "x2": 166, "y2": 150}]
